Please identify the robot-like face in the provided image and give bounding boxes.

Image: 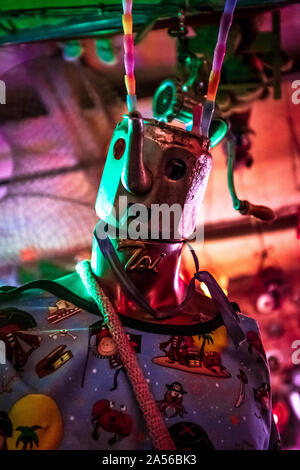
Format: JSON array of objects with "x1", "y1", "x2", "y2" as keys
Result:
[{"x1": 95, "y1": 112, "x2": 212, "y2": 240}]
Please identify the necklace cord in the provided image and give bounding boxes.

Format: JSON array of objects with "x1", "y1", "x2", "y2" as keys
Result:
[{"x1": 76, "y1": 258, "x2": 177, "y2": 450}]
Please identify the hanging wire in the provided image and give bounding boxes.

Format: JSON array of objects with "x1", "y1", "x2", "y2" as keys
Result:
[
  {"x1": 227, "y1": 134, "x2": 275, "y2": 221},
  {"x1": 227, "y1": 135, "x2": 240, "y2": 211},
  {"x1": 122, "y1": 0, "x2": 137, "y2": 113}
]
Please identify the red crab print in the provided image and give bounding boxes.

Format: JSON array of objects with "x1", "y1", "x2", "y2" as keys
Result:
[
  {"x1": 91, "y1": 400, "x2": 133, "y2": 446},
  {"x1": 202, "y1": 351, "x2": 226, "y2": 372}
]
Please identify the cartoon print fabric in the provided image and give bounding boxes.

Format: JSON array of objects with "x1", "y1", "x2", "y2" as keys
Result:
[
  {"x1": 153, "y1": 329, "x2": 231, "y2": 378},
  {"x1": 0, "y1": 308, "x2": 41, "y2": 371},
  {"x1": 0, "y1": 288, "x2": 280, "y2": 450}
]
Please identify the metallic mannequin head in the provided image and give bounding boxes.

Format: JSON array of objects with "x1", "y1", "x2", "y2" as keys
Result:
[{"x1": 95, "y1": 112, "x2": 212, "y2": 241}]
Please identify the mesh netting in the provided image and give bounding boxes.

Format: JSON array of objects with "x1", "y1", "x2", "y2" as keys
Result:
[{"x1": 0, "y1": 49, "x2": 124, "y2": 266}]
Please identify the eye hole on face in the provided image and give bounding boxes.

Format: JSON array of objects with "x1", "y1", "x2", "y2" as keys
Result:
[{"x1": 165, "y1": 159, "x2": 187, "y2": 181}]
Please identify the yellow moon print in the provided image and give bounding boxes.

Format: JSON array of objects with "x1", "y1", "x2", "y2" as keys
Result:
[
  {"x1": 7, "y1": 394, "x2": 63, "y2": 450},
  {"x1": 192, "y1": 325, "x2": 228, "y2": 353}
]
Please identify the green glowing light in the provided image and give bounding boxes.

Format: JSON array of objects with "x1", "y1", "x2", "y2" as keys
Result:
[
  {"x1": 95, "y1": 115, "x2": 131, "y2": 221},
  {"x1": 186, "y1": 118, "x2": 227, "y2": 148},
  {"x1": 96, "y1": 38, "x2": 116, "y2": 65},
  {"x1": 63, "y1": 40, "x2": 82, "y2": 60},
  {"x1": 209, "y1": 119, "x2": 228, "y2": 148}
]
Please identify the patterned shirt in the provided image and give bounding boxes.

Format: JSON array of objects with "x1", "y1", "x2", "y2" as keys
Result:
[{"x1": 0, "y1": 282, "x2": 280, "y2": 451}]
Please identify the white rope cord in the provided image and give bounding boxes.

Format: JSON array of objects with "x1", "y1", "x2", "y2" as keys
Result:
[{"x1": 76, "y1": 260, "x2": 176, "y2": 450}]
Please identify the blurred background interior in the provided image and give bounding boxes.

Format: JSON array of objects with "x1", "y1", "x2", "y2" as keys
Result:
[{"x1": 0, "y1": 0, "x2": 300, "y2": 449}]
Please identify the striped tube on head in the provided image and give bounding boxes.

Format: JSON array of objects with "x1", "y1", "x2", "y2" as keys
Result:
[
  {"x1": 122, "y1": 0, "x2": 137, "y2": 113},
  {"x1": 200, "y1": 0, "x2": 238, "y2": 136}
]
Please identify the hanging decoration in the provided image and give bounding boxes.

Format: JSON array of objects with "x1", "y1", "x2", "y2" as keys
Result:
[
  {"x1": 200, "y1": 0, "x2": 237, "y2": 137},
  {"x1": 122, "y1": 0, "x2": 137, "y2": 113},
  {"x1": 227, "y1": 136, "x2": 275, "y2": 221}
]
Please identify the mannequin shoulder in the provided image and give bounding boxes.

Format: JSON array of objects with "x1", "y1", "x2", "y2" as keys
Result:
[
  {"x1": 182, "y1": 288, "x2": 219, "y2": 319},
  {"x1": 55, "y1": 271, "x2": 94, "y2": 303}
]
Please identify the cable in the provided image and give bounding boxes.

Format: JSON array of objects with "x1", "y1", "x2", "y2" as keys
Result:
[{"x1": 227, "y1": 134, "x2": 275, "y2": 221}]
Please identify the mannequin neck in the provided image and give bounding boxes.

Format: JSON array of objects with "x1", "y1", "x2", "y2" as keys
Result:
[{"x1": 90, "y1": 232, "x2": 188, "y2": 321}]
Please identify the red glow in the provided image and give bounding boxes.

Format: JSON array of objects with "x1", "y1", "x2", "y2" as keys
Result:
[
  {"x1": 20, "y1": 247, "x2": 38, "y2": 263},
  {"x1": 273, "y1": 401, "x2": 290, "y2": 431}
]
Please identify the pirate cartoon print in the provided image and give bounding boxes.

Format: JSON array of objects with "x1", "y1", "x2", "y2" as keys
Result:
[
  {"x1": 157, "y1": 382, "x2": 188, "y2": 418},
  {"x1": 0, "y1": 308, "x2": 41, "y2": 371},
  {"x1": 83, "y1": 321, "x2": 142, "y2": 390},
  {"x1": 152, "y1": 326, "x2": 231, "y2": 378}
]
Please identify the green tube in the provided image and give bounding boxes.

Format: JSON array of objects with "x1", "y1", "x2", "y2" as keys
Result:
[{"x1": 227, "y1": 138, "x2": 241, "y2": 211}]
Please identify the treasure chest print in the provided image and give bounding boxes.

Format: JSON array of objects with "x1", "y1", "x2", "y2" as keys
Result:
[
  {"x1": 152, "y1": 327, "x2": 231, "y2": 378},
  {"x1": 0, "y1": 308, "x2": 41, "y2": 371},
  {"x1": 87, "y1": 323, "x2": 142, "y2": 391},
  {"x1": 35, "y1": 345, "x2": 73, "y2": 379}
]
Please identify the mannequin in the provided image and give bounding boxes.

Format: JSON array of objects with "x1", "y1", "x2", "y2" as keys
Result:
[
  {"x1": 0, "y1": 111, "x2": 280, "y2": 451},
  {"x1": 0, "y1": 0, "x2": 280, "y2": 450},
  {"x1": 57, "y1": 113, "x2": 219, "y2": 324}
]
